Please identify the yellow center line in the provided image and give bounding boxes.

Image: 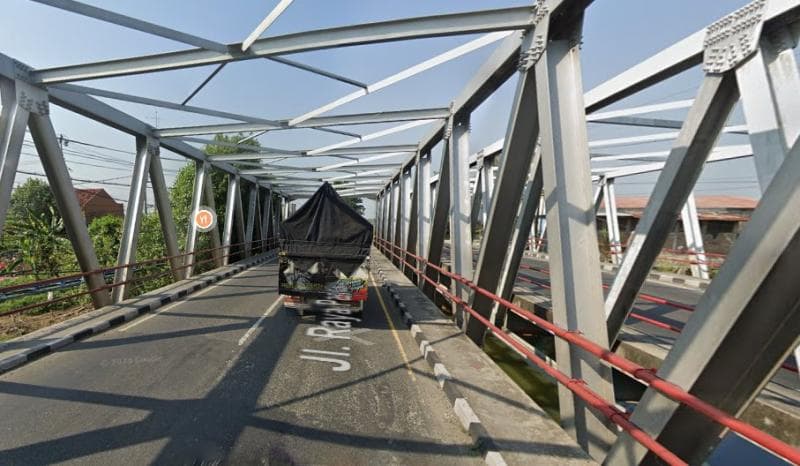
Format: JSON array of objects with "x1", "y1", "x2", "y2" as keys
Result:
[{"x1": 370, "y1": 273, "x2": 416, "y2": 382}]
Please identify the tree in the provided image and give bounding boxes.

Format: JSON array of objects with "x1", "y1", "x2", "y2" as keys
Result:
[
  {"x1": 170, "y1": 133, "x2": 262, "y2": 249},
  {"x1": 4, "y1": 206, "x2": 69, "y2": 278},
  {"x1": 332, "y1": 181, "x2": 365, "y2": 215},
  {"x1": 88, "y1": 215, "x2": 122, "y2": 267},
  {"x1": 344, "y1": 196, "x2": 365, "y2": 216},
  {"x1": 8, "y1": 178, "x2": 58, "y2": 225}
]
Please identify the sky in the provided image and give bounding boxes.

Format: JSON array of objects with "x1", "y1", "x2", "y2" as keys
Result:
[{"x1": 0, "y1": 0, "x2": 762, "y2": 220}]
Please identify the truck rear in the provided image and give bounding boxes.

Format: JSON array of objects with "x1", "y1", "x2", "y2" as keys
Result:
[{"x1": 278, "y1": 183, "x2": 373, "y2": 315}]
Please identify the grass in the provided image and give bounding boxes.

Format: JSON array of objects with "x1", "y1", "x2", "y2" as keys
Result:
[{"x1": 483, "y1": 333, "x2": 560, "y2": 422}]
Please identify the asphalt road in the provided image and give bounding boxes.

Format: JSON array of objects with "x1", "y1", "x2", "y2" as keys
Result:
[
  {"x1": 0, "y1": 262, "x2": 480, "y2": 465},
  {"x1": 516, "y1": 256, "x2": 798, "y2": 389}
]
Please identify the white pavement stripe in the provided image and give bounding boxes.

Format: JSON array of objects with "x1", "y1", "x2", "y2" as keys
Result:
[
  {"x1": 118, "y1": 262, "x2": 274, "y2": 332},
  {"x1": 238, "y1": 297, "x2": 283, "y2": 346}
]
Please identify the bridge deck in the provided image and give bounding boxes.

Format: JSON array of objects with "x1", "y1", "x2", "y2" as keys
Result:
[{"x1": 0, "y1": 260, "x2": 487, "y2": 464}]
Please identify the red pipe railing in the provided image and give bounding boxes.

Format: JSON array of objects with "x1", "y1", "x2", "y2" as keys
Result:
[{"x1": 375, "y1": 237, "x2": 800, "y2": 465}]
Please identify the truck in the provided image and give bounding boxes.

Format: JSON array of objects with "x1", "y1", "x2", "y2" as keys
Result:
[{"x1": 278, "y1": 182, "x2": 373, "y2": 315}]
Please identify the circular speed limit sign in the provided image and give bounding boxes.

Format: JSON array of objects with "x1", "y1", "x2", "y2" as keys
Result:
[{"x1": 193, "y1": 206, "x2": 217, "y2": 232}]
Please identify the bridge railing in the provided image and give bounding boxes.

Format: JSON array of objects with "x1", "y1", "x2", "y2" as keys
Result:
[
  {"x1": 0, "y1": 237, "x2": 277, "y2": 319},
  {"x1": 374, "y1": 236, "x2": 800, "y2": 466}
]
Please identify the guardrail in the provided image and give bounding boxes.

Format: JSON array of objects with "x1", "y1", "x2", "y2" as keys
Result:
[{"x1": 375, "y1": 236, "x2": 800, "y2": 466}]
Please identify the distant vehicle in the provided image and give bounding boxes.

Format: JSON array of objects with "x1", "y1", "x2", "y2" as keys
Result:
[{"x1": 278, "y1": 182, "x2": 372, "y2": 315}]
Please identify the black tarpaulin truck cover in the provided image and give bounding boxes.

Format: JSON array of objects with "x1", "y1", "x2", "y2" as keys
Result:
[{"x1": 279, "y1": 182, "x2": 372, "y2": 275}]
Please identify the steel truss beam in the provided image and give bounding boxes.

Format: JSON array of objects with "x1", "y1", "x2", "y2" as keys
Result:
[
  {"x1": 0, "y1": 79, "x2": 31, "y2": 234},
  {"x1": 202, "y1": 166, "x2": 223, "y2": 267},
  {"x1": 607, "y1": 136, "x2": 800, "y2": 465},
  {"x1": 32, "y1": 0, "x2": 230, "y2": 54},
  {"x1": 244, "y1": 184, "x2": 258, "y2": 257},
  {"x1": 184, "y1": 161, "x2": 208, "y2": 277},
  {"x1": 416, "y1": 152, "x2": 432, "y2": 263},
  {"x1": 536, "y1": 16, "x2": 615, "y2": 459},
  {"x1": 53, "y1": 83, "x2": 280, "y2": 125},
  {"x1": 583, "y1": 0, "x2": 800, "y2": 112},
  {"x1": 28, "y1": 106, "x2": 110, "y2": 308},
  {"x1": 153, "y1": 108, "x2": 451, "y2": 137},
  {"x1": 468, "y1": 28, "x2": 540, "y2": 343},
  {"x1": 422, "y1": 140, "x2": 450, "y2": 298},
  {"x1": 148, "y1": 142, "x2": 182, "y2": 280},
  {"x1": 448, "y1": 116, "x2": 473, "y2": 326},
  {"x1": 32, "y1": 7, "x2": 537, "y2": 84},
  {"x1": 112, "y1": 136, "x2": 153, "y2": 302},
  {"x1": 290, "y1": 31, "x2": 510, "y2": 126},
  {"x1": 605, "y1": 73, "x2": 739, "y2": 344},
  {"x1": 242, "y1": 0, "x2": 294, "y2": 51},
  {"x1": 494, "y1": 145, "x2": 542, "y2": 326},
  {"x1": 222, "y1": 174, "x2": 239, "y2": 266}
]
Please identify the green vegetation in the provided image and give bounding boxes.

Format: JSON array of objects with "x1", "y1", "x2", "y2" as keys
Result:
[
  {"x1": 483, "y1": 334, "x2": 560, "y2": 422},
  {"x1": 0, "y1": 133, "x2": 267, "y2": 332}
]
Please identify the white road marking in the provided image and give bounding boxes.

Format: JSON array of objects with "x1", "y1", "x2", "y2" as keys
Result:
[
  {"x1": 238, "y1": 297, "x2": 283, "y2": 346},
  {"x1": 312, "y1": 327, "x2": 374, "y2": 346},
  {"x1": 117, "y1": 290, "x2": 208, "y2": 332},
  {"x1": 118, "y1": 264, "x2": 273, "y2": 332}
]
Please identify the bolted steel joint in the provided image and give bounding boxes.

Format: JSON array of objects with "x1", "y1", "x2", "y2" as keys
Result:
[
  {"x1": 16, "y1": 82, "x2": 49, "y2": 116},
  {"x1": 702, "y1": 0, "x2": 767, "y2": 74}
]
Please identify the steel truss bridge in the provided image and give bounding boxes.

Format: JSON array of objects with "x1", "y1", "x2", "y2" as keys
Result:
[{"x1": 0, "y1": 0, "x2": 799, "y2": 465}]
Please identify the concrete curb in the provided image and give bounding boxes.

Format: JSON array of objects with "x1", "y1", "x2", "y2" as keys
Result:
[
  {"x1": 372, "y1": 261, "x2": 507, "y2": 466},
  {"x1": 0, "y1": 250, "x2": 278, "y2": 375},
  {"x1": 529, "y1": 252, "x2": 710, "y2": 290}
]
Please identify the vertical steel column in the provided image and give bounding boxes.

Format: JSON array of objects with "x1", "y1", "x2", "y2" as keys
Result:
[
  {"x1": 404, "y1": 165, "x2": 419, "y2": 280},
  {"x1": 375, "y1": 191, "x2": 382, "y2": 240},
  {"x1": 262, "y1": 187, "x2": 273, "y2": 244},
  {"x1": 603, "y1": 178, "x2": 622, "y2": 265},
  {"x1": 393, "y1": 174, "x2": 404, "y2": 256},
  {"x1": 252, "y1": 188, "x2": 263, "y2": 251},
  {"x1": 605, "y1": 73, "x2": 738, "y2": 344},
  {"x1": 28, "y1": 108, "x2": 110, "y2": 308},
  {"x1": 244, "y1": 184, "x2": 257, "y2": 257},
  {"x1": 423, "y1": 140, "x2": 450, "y2": 298},
  {"x1": 0, "y1": 79, "x2": 30, "y2": 234},
  {"x1": 533, "y1": 194, "x2": 547, "y2": 252},
  {"x1": 184, "y1": 160, "x2": 208, "y2": 278},
  {"x1": 480, "y1": 156, "x2": 494, "y2": 229},
  {"x1": 234, "y1": 182, "x2": 246, "y2": 259},
  {"x1": 417, "y1": 152, "x2": 432, "y2": 262},
  {"x1": 149, "y1": 143, "x2": 181, "y2": 280},
  {"x1": 448, "y1": 115, "x2": 473, "y2": 326},
  {"x1": 468, "y1": 27, "x2": 541, "y2": 342},
  {"x1": 387, "y1": 178, "x2": 396, "y2": 247},
  {"x1": 606, "y1": 137, "x2": 800, "y2": 466},
  {"x1": 201, "y1": 169, "x2": 222, "y2": 266},
  {"x1": 736, "y1": 34, "x2": 800, "y2": 191},
  {"x1": 222, "y1": 174, "x2": 239, "y2": 266},
  {"x1": 469, "y1": 167, "x2": 483, "y2": 234},
  {"x1": 680, "y1": 192, "x2": 709, "y2": 279},
  {"x1": 112, "y1": 136, "x2": 153, "y2": 302},
  {"x1": 535, "y1": 17, "x2": 615, "y2": 458},
  {"x1": 402, "y1": 168, "x2": 413, "y2": 248}
]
